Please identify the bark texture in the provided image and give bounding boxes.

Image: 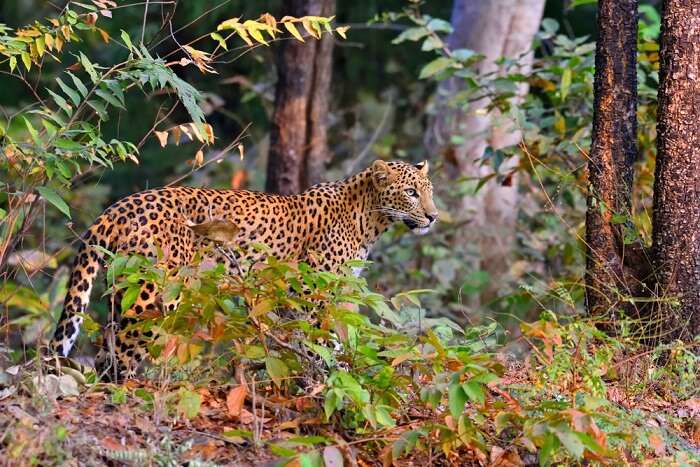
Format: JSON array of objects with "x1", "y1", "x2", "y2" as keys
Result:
[
  {"x1": 651, "y1": 0, "x2": 700, "y2": 339},
  {"x1": 426, "y1": 0, "x2": 545, "y2": 304},
  {"x1": 266, "y1": 0, "x2": 335, "y2": 195},
  {"x1": 585, "y1": 0, "x2": 643, "y2": 318}
]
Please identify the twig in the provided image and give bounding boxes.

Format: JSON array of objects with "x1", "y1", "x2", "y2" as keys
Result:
[
  {"x1": 165, "y1": 122, "x2": 252, "y2": 187},
  {"x1": 141, "y1": 0, "x2": 150, "y2": 45}
]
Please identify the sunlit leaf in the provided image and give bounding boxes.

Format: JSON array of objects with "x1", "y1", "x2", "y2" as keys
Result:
[{"x1": 36, "y1": 186, "x2": 71, "y2": 219}]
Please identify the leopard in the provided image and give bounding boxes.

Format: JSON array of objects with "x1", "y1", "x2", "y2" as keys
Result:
[{"x1": 49, "y1": 159, "x2": 438, "y2": 379}]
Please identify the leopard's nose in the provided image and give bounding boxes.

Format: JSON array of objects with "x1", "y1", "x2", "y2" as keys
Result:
[{"x1": 426, "y1": 212, "x2": 438, "y2": 224}]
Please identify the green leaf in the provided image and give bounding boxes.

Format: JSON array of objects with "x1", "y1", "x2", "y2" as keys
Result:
[
  {"x1": 22, "y1": 117, "x2": 42, "y2": 147},
  {"x1": 95, "y1": 88, "x2": 125, "y2": 109},
  {"x1": 104, "y1": 80, "x2": 125, "y2": 105},
  {"x1": 462, "y1": 380, "x2": 485, "y2": 405},
  {"x1": 54, "y1": 138, "x2": 83, "y2": 151},
  {"x1": 426, "y1": 18, "x2": 453, "y2": 34},
  {"x1": 47, "y1": 89, "x2": 73, "y2": 116},
  {"x1": 553, "y1": 426, "x2": 584, "y2": 460},
  {"x1": 421, "y1": 35, "x2": 443, "y2": 51},
  {"x1": 452, "y1": 48, "x2": 478, "y2": 62},
  {"x1": 298, "y1": 452, "x2": 323, "y2": 467},
  {"x1": 106, "y1": 256, "x2": 128, "y2": 284},
  {"x1": 121, "y1": 284, "x2": 141, "y2": 313},
  {"x1": 87, "y1": 99, "x2": 108, "y2": 120},
  {"x1": 539, "y1": 432, "x2": 559, "y2": 466},
  {"x1": 9, "y1": 56, "x2": 17, "y2": 72},
  {"x1": 448, "y1": 382, "x2": 467, "y2": 419},
  {"x1": 36, "y1": 186, "x2": 71, "y2": 219},
  {"x1": 56, "y1": 77, "x2": 81, "y2": 106},
  {"x1": 110, "y1": 387, "x2": 127, "y2": 404},
  {"x1": 265, "y1": 356, "x2": 289, "y2": 388},
  {"x1": 79, "y1": 52, "x2": 98, "y2": 82},
  {"x1": 67, "y1": 71, "x2": 89, "y2": 97},
  {"x1": 210, "y1": 32, "x2": 228, "y2": 50},
  {"x1": 561, "y1": 67, "x2": 572, "y2": 100},
  {"x1": 419, "y1": 57, "x2": 454, "y2": 79},
  {"x1": 41, "y1": 119, "x2": 58, "y2": 137},
  {"x1": 392, "y1": 26, "x2": 429, "y2": 44},
  {"x1": 324, "y1": 389, "x2": 341, "y2": 419},
  {"x1": 162, "y1": 282, "x2": 182, "y2": 303},
  {"x1": 304, "y1": 341, "x2": 334, "y2": 366},
  {"x1": 374, "y1": 405, "x2": 396, "y2": 427},
  {"x1": 177, "y1": 389, "x2": 201, "y2": 419},
  {"x1": 120, "y1": 29, "x2": 134, "y2": 51}
]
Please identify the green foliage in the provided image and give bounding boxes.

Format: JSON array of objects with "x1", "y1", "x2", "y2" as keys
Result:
[{"x1": 92, "y1": 248, "x2": 699, "y2": 464}]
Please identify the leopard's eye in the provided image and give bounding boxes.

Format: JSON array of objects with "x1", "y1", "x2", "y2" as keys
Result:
[{"x1": 405, "y1": 188, "x2": 418, "y2": 197}]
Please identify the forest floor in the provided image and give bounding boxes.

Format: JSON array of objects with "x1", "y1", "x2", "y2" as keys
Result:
[{"x1": 0, "y1": 358, "x2": 699, "y2": 466}]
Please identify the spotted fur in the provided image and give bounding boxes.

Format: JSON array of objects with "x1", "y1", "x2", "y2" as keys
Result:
[{"x1": 50, "y1": 160, "x2": 437, "y2": 378}]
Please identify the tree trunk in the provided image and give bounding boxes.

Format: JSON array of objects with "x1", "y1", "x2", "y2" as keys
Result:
[
  {"x1": 266, "y1": 0, "x2": 335, "y2": 195},
  {"x1": 426, "y1": 0, "x2": 545, "y2": 305},
  {"x1": 651, "y1": 0, "x2": 700, "y2": 339},
  {"x1": 585, "y1": 0, "x2": 644, "y2": 318}
]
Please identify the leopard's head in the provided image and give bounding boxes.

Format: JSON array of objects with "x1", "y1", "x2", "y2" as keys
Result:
[{"x1": 371, "y1": 160, "x2": 438, "y2": 235}]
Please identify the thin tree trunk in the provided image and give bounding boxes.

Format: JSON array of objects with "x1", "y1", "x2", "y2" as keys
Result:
[
  {"x1": 426, "y1": 0, "x2": 545, "y2": 305},
  {"x1": 585, "y1": 0, "x2": 644, "y2": 318},
  {"x1": 651, "y1": 0, "x2": 700, "y2": 340},
  {"x1": 266, "y1": 0, "x2": 335, "y2": 195}
]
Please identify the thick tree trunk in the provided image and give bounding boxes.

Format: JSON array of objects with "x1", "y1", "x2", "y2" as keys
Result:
[
  {"x1": 651, "y1": 0, "x2": 700, "y2": 339},
  {"x1": 266, "y1": 0, "x2": 335, "y2": 195},
  {"x1": 585, "y1": 0, "x2": 643, "y2": 318},
  {"x1": 426, "y1": 0, "x2": 545, "y2": 305}
]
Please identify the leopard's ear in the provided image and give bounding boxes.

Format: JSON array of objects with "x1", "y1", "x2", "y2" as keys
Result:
[
  {"x1": 415, "y1": 160, "x2": 429, "y2": 175},
  {"x1": 371, "y1": 160, "x2": 396, "y2": 189}
]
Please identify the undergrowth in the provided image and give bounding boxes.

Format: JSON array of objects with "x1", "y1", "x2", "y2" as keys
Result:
[{"x1": 2, "y1": 249, "x2": 696, "y2": 466}]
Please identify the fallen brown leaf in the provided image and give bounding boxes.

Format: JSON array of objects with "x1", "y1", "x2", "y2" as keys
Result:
[{"x1": 226, "y1": 384, "x2": 248, "y2": 419}]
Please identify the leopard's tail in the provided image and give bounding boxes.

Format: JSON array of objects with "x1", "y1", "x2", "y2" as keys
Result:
[{"x1": 50, "y1": 213, "x2": 115, "y2": 357}]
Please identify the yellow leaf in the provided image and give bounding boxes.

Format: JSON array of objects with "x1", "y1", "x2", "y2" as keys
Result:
[
  {"x1": 154, "y1": 130, "x2": 168, "y2": 147},
  {"x1": 259, "y1": 13, "x2": 278, "y2": 38},
  {"x1": 189, "y1": 123, "x2": 204, "y2": 143},
  {"x1": 20, "y1": 51, "x2": 31, "y2": 71},
  {"x1": 251, "y1": 298, "x2": 275, "y2": 317},
  {"x1": 179, "y1": 124, "x2": 194, "y2": 141},
  {"x1": 234, "y1": 25, "x2": 254, "y2": 46},
  {"x1": 302, "y1": 19, "x2": 319, "y2": 39},
  {"x1": 194, "y1": 149, "x2": 204, "y2": 166},
  {"x1": 284, "y1": 22, "x2": 304, "y2": 42},
  {"x1": 391, "y1": 353, "x2": 414, "y2": 367},
  {"x1": 176, "y1": 342, "x2": 189, "y2": 364},
  {"x1": 245, "y1": 23, "x2": 268, "y2": 45},
  {"x1": 237, "y1": 143, "x2": 245, "y2": 160},
  {"x1": 336, "y1": 26, "x2": 349, "y2": 39},
  {"x1": 217, "y1": 17, "x2": 241, "y2": 31},
  {"x1": 35, "y1": 36, "x2": 45, "y2": 56},
  {"x1": 44, "y1": 33, "x2": 54, "y2": 51}
]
